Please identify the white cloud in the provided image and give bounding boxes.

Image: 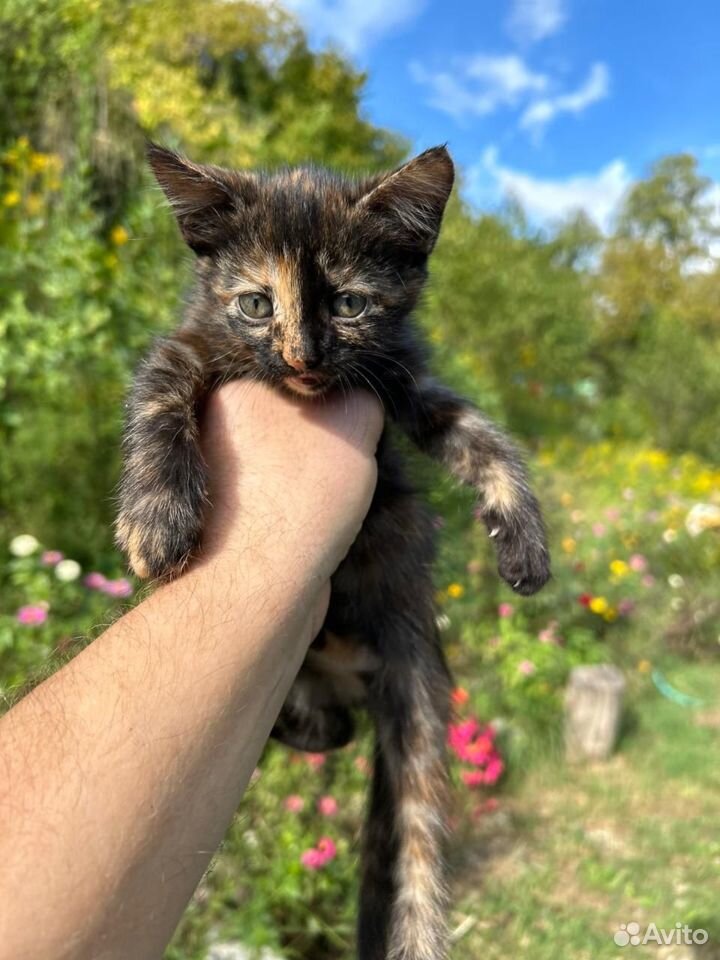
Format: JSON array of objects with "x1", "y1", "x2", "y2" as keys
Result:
[
  {"x1": 274, "y1": 0, "x2": 426, "y2": 54},
  {"x1": 467, "y1": 146, "x2": 631, "y2": 231},
  {"x1": 411, "y1": 55, "x2": 548, "y2": 121},
  {"x1": 520, "y1": 62, "x2": 609, "y2": 135},
  {"x1": 506, "y1": 0, "x2": 567, "y2": 44}
]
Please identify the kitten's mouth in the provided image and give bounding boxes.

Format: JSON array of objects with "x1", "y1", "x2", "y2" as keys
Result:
[{"x1": 284, "y1": 372, "x2": 332, "y2": 396}]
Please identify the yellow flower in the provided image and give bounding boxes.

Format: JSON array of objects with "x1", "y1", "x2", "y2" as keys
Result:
[
  {"x1": 609, "y1": 559, "x2": 629, "y2": 578},
  {"x1": 3, "y1": 190, "x2": 21, "y2": 207},
  {"x1": 589, "y1": 596, "x2": 608, "y2": 615},
  {"x1": 561, "y1": 537, "x2": 576, "y2": 554},
  {"x1": 602, "y1": 606, "x2": 618, "y2": 622},
  {"x1": 29, "y1": 152, "x2": 50, "y2": 173},
  {"x1": 447, "y1": 583, "x2": 465, "y2": 599},
  {"x1": 637, "y1": 659, "x2": 652, "y2": 674},
  {"x1": 110, "y1": 225, "x2": 129, "y2": 246},
  {"x1": 560, "y1": 492, "x2": 573, "y2": 507},
  {"x1": 25, "y1": 193, "x2": 43, "y2": 215}
]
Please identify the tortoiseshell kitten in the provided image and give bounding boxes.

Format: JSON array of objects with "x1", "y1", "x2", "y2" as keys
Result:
[{"x1": 116, "y1": 143, "x2": 550, "y2": 960}]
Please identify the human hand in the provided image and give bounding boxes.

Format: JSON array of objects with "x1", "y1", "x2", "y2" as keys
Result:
[{"x1": 199, "y1": 380, "x2": 384, "y2": 597}]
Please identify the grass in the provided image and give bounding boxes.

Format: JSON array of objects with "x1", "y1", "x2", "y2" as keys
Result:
[{"x1": 450, "y1": 658, "x2": 720, "y2": 959}]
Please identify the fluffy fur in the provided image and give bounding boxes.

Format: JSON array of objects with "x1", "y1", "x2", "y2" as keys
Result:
[{"x1": 116, "y1": 143, "x2": 551, "y2": 960}]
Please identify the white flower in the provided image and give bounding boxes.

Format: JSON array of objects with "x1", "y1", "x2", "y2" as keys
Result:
[
  {"x1": 662, "y1": 528, "x2": 678, "y2": 543},
  {"x1": 55, "y1": 559, "x2": 81, "y2": 582},
  {"x1": 435, "y1": 613, "x2": 451, "y2": 632},
  {"x1": 668, "y1": 574, "x2": 684, "y2": 589},
  {"x1": 9, "y1": 534, "x2": 39, "y2": 557},
  {"x1": 685, "y1": 503, "x2": 720, "y2": 537}
]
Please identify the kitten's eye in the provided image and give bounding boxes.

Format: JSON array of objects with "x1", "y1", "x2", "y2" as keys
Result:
[
  {"x1": 237, "y1": 292, "x2": 273, "y2": 321},
  {"x1": 332, "y1": 291, "x2": 367, "y2": 320}
]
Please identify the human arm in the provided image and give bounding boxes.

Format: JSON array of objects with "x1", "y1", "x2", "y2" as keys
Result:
[{"x1": 0, "y1": 381, "x2": 383, "y2": 960}]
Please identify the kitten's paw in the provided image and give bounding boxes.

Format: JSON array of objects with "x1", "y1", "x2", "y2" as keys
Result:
[
  {"x1": 485, "y1": 511, "x2": 551, "y2": 596},
  {"x1": 115, "y1": 498, "x2": 203, "y2": 581}
]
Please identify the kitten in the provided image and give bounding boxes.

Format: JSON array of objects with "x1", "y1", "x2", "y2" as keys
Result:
[{"x1": 116, "y1": 143, "x2": 550, "y2": 960}]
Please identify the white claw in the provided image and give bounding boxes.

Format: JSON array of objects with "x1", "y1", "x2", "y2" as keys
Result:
[
  {"x1": 489, "y1": 527, "x2": 500, "y2": 538},
  {"x1": 513, "y1": 579, "x2": 522, "y2": 588}
]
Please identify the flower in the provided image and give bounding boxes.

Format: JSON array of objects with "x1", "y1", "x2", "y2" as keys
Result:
[
  {"x1": 41, "y1": 550, "x2": 64, "y2": 566},
  {"x1": 102, "y1": 578, "x2": 133, "y2": 598},
  {"x1": 435, "y1": 613, "x2": 451, "y2": 632},
  {"x1": 560, "y1": 492, "x2": 573, "y2": 507},
  {"x1": 16, "y1": 604, "x2": 48, "y2": 626},
  {"x1": 306, "y1": 753, "x2": 326, "y2": 769},
  {"x1": 668, "y1": 574, "x2": 684, "y2": 589},
  {"x1": 637, "y1": 659, "x2": 652, "y2": 674},
  {"x1": 84, "y1": 572, "x2": 107, "y2": 590},
  {"x1": 642, "y1": 574, "x2": 656, "y2": 588},
  {"x1": 662, "y1": 528, "x2": 678, "y2": 543},
  {"x1": 618, "y1": 599, "x2": 635, "y2": 616},
  {"x1": 354, "y1": 755, "x2": 370, "y2": 775},
  {"x1": 451, "y1": 687, "x2": 469, "y2": 706},
  {"x1": 629, "y1": 553, "x2": 648, "y2": 572},
  {"x1": 3, "y1": 189, "x2": 21, "y2": 207},
  {"x1": 561, "y1": 537, "x2": 576, "y2": 554},
  {"x1": 589, "y1": 596, "x2": 609, "y2": 615},
  {"x1": 317, "y1": 796, "x2": 338, "y2": 817},
  {"x1": 605, "y1": 507, "x2": 620, "y2": 522},
  {"x1": 498, "y1": 602, "x2": 514, "y2": 618},
  {"x1": 592, "y1": 523, "x2": 606, "y2": 537},
  {"x1": 538, "y1": 621, "x2": 562, "y2": 644},
  {"x1": 301, "y1": 836, "x2": 337, "y2": 870},
  {"x1": 55, "y1": 559, "x2": 81, "y2": 582},
  {"x1": 609, "y1": 559, "x2": 629, "y2": 578},
  {"x1": 578, "y1": 593, "x2": 593, "y2": 607},
  {"x1": 518, "y1": 659, "x2": 536, "y2": 676},
  {"x1": 447, "y1": 583, "x2": 464, "y2": 599},
  {"x1": 284, "y1": 795, "x2": 304, "y2": 813},
  {"x1": 686, "y1": 503, "x2": 720, "y2": 537},
  {"x1": 110, "y1": 225, "x2": 129, "y2": 246},
  {"x1": 9, "y1": 534, "x2": 39, "y2": 557}
]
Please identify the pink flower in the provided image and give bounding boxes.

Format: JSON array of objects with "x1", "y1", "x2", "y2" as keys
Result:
[
  {"x1": 448, "y1": 719, "x2": 480, "y2": 754},
  {"x1": 306, "y1": 752, "x2": 326, "y2": 769},
  {"x1": 483, "y1": 755, "x2": 504, "y2": 784},
  {"x1": 605, "y1": 507, "x2": 621, "y2": 522},
  {"x1": 618, "y1": 599, "x2": 635, "y2": 616},
  {"x1": 84, "y1": 572, "x2": 107, "y2": 590},
  {"x1": 102, "y1": 578, "x2": 133, "y2": 598},
  {"x1": 300, "y1": 849, "x2": 325, "y2": 870},
  {"x1": 498, "y1": 603, "x2": 514, "y2": 618},
  {"x1": 16, "y1": 604, "x2": 48, "y2": 626},
  {"x1": 642, "y1": 574, "x2": 656, "y2": 588},
  {"x1": 538, "y1": 620, "x2": 561, "y2": 644},
  {"x1": 317, "y1": 795, "x2": 338, "y2": 817},
  {"x1": 462, "y1": 770, "x2": 487, "y2": 788},
  {"x1": 300, "y1": 836, "x2": 337, "y2": 870},
  {"x1": 284, "y1": 795, "x2": 304, "y2": 813},
  {"x1": 629, "y1": 553, "x2": 648, "y2": 572},
  {"x1": 518, "y1": 659, "x2": 536, "y2": 676},
  {"x1": 41, "y1": 550, "x2": 64, "y2": 566},
  {"x1": 592, "y1": 523, "x2": 606, "y2": 537}
]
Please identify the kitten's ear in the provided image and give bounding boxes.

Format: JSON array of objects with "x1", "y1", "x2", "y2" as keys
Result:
[
  {"x1": 357, "y1": 146, "x2": 454, "y2": 252},
  {"x1": 147, "y1": 144, "x2": 254, "y2": 254}
]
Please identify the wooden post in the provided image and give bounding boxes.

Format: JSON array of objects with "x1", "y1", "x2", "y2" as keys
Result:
[{"x1": 564, "y1": 665, "x2": 626, "y2": 762}]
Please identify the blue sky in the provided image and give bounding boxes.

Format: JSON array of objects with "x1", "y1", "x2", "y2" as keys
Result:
[{"x1": 276, "y1": 0, "x2": 720, "y2": 232}]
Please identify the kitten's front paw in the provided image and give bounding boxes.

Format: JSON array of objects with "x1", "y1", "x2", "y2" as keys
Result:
[
  {"x1": 485, "y1": 510, "x2": 551, "y2": 596},
  {"x1": 115, "y1": 498, "x2": 203, "y2": 581}
]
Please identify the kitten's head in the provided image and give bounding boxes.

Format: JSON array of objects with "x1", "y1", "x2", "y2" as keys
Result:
[{"x1": 149, "y1": 144, "x2": 454, "y2": 396}]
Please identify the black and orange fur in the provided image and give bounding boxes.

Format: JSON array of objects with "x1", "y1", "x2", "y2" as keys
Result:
[{"x1": 116, "y1": 143, "x2": 550, "y2": 960}]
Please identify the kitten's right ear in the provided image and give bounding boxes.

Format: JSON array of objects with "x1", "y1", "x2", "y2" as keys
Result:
[{"x1": 147, "y1": 144, "x2": 254, "y2": 254}]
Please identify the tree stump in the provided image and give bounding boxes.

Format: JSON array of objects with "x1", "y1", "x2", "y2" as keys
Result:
[{"x1": 564, "y1": 665, "x2": 626, "y2": 762}]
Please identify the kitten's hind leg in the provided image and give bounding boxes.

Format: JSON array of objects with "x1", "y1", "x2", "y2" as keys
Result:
[{"x1": 360, "y1": 623, "x2": 452, "y2": 960}]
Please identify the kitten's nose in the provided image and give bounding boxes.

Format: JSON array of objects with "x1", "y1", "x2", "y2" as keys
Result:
[{"x1": 283, "y1": 352, "x2": 308, "y2": 372}]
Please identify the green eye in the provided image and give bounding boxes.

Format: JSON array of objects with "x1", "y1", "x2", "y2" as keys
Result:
[
  {"x1": 237, "y1": 292, "x2": 273, "y2": 321},
  {"x1": 332, "y1": 291, "x2": 367, "y2": 319}
]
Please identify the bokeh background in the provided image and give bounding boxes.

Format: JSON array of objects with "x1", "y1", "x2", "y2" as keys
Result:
[{"x1": 1, "y1": 1, "x2": 719, "y2": 958}]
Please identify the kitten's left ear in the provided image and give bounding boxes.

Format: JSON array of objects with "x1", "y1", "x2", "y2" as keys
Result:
[
  {"x1": 357, "y1": 145, "x2": 454, "y2": 252},
  {"x1": 147, "y1": 143, "x2": 256, "y2": 254}
]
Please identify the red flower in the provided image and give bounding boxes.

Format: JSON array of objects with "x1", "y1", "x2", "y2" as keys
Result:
[{"x1": 578, "y1": 593, "x2": 592, "y2": 607}]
